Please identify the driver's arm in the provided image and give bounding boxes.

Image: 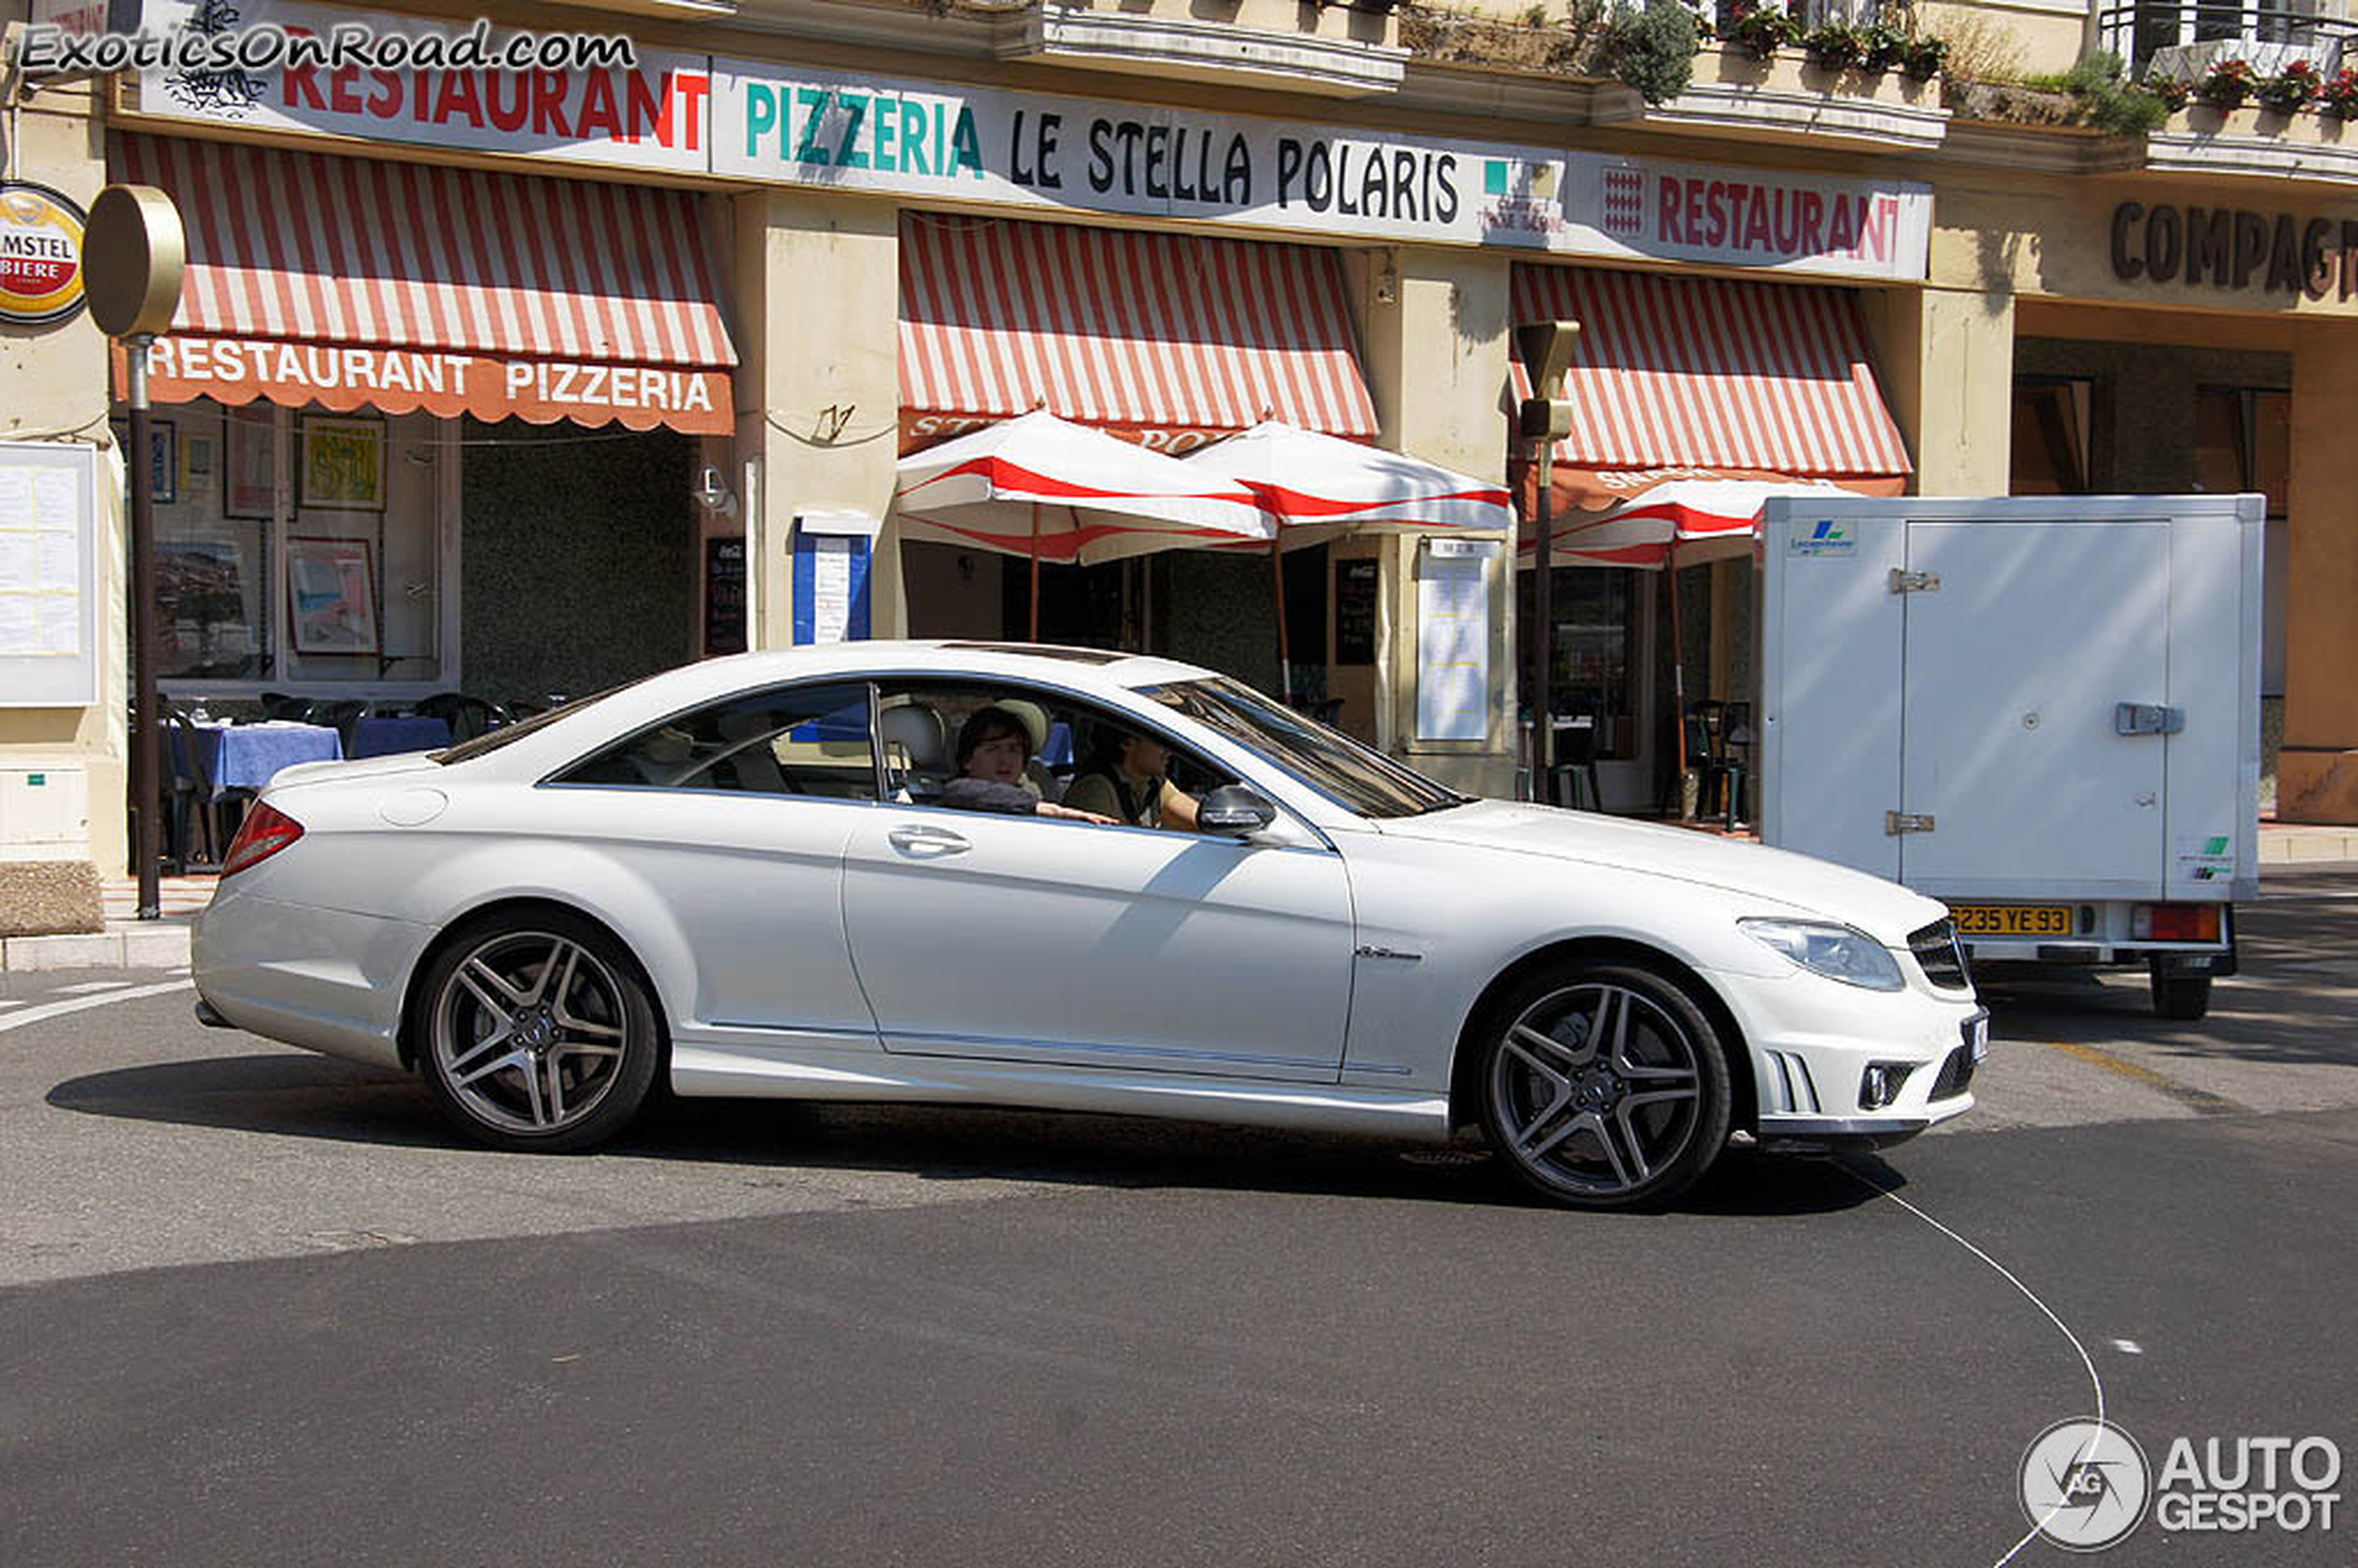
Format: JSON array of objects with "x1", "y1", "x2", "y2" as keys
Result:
[{"x1": 1159, "y1": 778, "x2": 1201, "y2": 832}]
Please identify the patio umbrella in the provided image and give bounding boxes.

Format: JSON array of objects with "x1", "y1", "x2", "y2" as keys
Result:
[
  {"x1": 1185, "y1": 421, "x2": 1513, "y2": 701},
  {"x1": 1515, "y1": 473, "x2": 1856, "y2": 802},
  {"x1": 894, "y1": 410, "x2": 1267, "y2": 639}
]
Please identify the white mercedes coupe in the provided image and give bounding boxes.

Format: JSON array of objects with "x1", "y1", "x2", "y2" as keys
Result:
[{"x1": 192, "y1": 641, "x2": 1986, "y2": 1208}]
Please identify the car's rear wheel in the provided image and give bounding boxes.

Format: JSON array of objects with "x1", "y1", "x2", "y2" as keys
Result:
[
  {"x1": 1478, "y1": 963, "x2": 1731, "y2": 1209},
  {"x1": 418, "y1": 912, "x2": 660, "y2": 1153}
]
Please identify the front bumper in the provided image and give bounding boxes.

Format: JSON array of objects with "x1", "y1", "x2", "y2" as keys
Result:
[{"x1": 1710, "y1": 962, "x2": 1987, "y2": 1143}]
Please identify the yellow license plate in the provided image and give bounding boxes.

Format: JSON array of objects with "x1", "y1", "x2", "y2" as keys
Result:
[{"x1": 1950, "y1": 903, "x2": 2073, "y2": 938}]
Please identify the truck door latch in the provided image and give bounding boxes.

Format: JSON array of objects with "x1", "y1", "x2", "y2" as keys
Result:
[
  {"x1": 1887, "y1": 569, "x2": 1941, "y2": 593},
  {"x1": 2115, "y1": 703, "x2": 2185, "y2": 736},
  {"x1": 1885, "y1": 811, "x2": 1937, "y2": 836}
]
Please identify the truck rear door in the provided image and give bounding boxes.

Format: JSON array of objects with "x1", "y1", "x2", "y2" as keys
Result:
[{"x1": 1897, "y1": 518, "x2": 2170, "y2": 900}]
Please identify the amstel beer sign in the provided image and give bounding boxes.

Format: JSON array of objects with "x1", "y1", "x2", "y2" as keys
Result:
[{"x1": 0, "y1": 182, "x2": 90, "y2": 326}]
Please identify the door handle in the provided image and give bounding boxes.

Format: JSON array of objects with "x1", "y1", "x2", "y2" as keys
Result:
[{"x1": 887, "y1": 824, "x2": 970, "y2": 857}]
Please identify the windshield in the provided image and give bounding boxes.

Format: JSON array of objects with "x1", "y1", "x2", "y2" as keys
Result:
[
  {"x1": 1140, "y1": 677, "x2": 1469, "y2": 820},
  {"x1": 431, "y1": 683, "x2": 635, "y2": 766}
]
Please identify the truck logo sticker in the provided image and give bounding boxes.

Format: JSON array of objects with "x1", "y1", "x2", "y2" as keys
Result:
[
  {"x1": 2175, "y1": 835, "x2": 2235, "y2": 882},
  {"x1": 1787, "y1": 520, "x2": 1857, "y2": 557}
]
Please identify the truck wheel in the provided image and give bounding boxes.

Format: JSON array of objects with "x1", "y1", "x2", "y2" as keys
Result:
[{"x1": 2148, "y1": 961, "x2": 2212, "y2": 1021}]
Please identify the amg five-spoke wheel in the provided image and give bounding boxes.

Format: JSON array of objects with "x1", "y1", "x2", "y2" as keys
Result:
[
  {"x1": 417, "y1": 912, "x2": 660, "y2": 1153},
  {"x1": 1479, "y1": 963, "x2": 1731, "y2": 1209}
]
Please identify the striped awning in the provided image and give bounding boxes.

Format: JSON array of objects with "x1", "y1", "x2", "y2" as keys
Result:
[
  {"x1": 1509, "y1": 265, "x2": 1910, "y2": 479},
  {"x1": 110, "y1": 134, "x2": 736, "y2": 434},
  {"x1": 899, "y1": 214, "x2": 1377, "y2": 454}
]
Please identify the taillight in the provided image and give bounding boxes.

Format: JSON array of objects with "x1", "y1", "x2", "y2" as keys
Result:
[
  {"x1": 2134, "y1": 903, "x2": 2221, "y2": 942},
  {"x1": 220, "y1": 802, "x2": 304, "y2": 876}
]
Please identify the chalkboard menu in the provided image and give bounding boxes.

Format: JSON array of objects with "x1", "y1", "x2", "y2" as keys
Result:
[
  {"x1": 705, "y1": 537, "x2": 746, "y2": 656},
  {"x1": 1335, "y1": 557, "x2": 1379, "y2": 666}
]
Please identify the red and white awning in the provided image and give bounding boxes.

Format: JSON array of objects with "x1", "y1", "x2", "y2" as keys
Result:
[
  {"x1": 899, "y1": 215, "x2": 1378, "y2": 454},
  {"x1": 1184, "y1": 421, "x2": 1514, "y2": 548},
  {"x1": 1524, "y1": 474, "x2": 1865, "y2": 569},
  {"x1": 1509, "y1": 266, "x2": 1911, "y2": 482},
  {"x1": 894, "y1": 410, "x2": 1268, "y2": 566},
  {"x1": 110, "y1": 134, "x2": 737, "y2": 434}
]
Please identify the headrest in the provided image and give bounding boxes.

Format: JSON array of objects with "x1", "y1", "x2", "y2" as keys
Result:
[
  {"x1": 995, "y1": 698, "x2": 1050, "y2": 754},
  {"x1": 636, "y1": 726, "x2": 693, "y2": 765},
  {"x1": 714, "y1": 709, "x2": 775, "y2": 743},
  {"x1": 878, "y1": 705, "x2": 945, "y2": 769}
]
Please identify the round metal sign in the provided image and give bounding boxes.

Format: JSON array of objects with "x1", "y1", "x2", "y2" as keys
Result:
[
  {"x1": 0, "y1": 181, "x2": 91, "y2": 327},
  {"x1": 84, "y1": 185, "x2": 187, "y2": 340}
]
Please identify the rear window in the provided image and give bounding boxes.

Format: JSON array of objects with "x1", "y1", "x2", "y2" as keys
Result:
[
  {"x1": 551, "y1": 682, "x2": 878, "y2": 800},
  {"x1": 432, "y1": 684, "x2": 635, "y2": 765}
]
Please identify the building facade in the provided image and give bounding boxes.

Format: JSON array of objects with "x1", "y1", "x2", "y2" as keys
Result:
[{"x1": 2, "y1": 0, "x2": 2354, "y2": 901}]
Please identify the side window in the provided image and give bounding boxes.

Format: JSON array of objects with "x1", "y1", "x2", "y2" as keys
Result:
[{"x1": 553, "y1": 681, "x2": 877, "y2": 800}]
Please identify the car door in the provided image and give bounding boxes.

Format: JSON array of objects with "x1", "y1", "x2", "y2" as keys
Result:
[
  {"x1": 544, "y1": 680, "x2": 884, "y2": 1052},
  {"x1": 838, "y1": 690, "x2": 1356, "y2": 1083}
]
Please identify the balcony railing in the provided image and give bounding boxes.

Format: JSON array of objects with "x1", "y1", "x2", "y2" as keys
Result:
[{"x1": 2097, "y1": 4, "x2": 2357, "y2": 78}]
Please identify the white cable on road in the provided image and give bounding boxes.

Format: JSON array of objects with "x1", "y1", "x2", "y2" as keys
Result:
[
  {"x1": 0, "y1": 978, "x2": 194, "y2": 1034},
  {"x1": 1846, "y1": 1166, "x2": 2106, "y2": 1568}
]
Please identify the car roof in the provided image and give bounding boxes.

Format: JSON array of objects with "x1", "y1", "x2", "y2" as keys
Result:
[{"x1": 683, "y1": 640, "x2": 1218, "y2": 692}]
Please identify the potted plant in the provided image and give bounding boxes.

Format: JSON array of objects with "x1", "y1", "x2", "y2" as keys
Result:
[
  {"x1": 1804, "y1": 19, "x2": 1867, "y2": 71},
  {"x1": 1861, "y1": 19, "x2": 1907, "y2": 73},
  {"x1": 1723, "y1": 2, "x2": 1796, "y2": 60},
  {"x1": 2196, "y1": 57, "x2": 2256, "y2": 110},
  {"x1": 2257, "y1": 58, "x2": 2323, "y2": 113},
  {"x1": 2148, "y1": 74, "x2": 2194, "y2": 112},
  {"x1": 2325, "y1": 67, "x2": 2358, "y2": 119},
  {"x1": 1898, "y1": 34, "x2": 1949, "y2": 82}
]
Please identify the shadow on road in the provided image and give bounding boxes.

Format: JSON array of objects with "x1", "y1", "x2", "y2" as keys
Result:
[{"x1": 45, "y1": 1053, "x2": 1892, "y2": 1217}]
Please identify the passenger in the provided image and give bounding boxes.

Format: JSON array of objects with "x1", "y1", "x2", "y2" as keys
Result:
[
  {"x1": 1062, "y1": 725, "x2": 1202, "y2": 831},
  {"x1": 940, "y1": 706, "x2": 1115, "y2": 823}
]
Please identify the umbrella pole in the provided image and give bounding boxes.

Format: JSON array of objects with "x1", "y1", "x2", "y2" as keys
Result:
[
  {"x1": 1670, "y1": 546, "x2": 1691, "y2": 819},
  {"x1": 1533, "y1": 448, "x2": 1553, "y2": 804},
  {"x1": 1029, "y1": 501, "x2": 1042, "y2": 641},
  {"x1": 1271, "y1": 537, "x2": 1292, "y2": 705}
]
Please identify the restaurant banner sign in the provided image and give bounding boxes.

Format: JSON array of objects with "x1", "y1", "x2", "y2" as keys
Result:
[
  {"x1": 709, "y1": 59, "x2": 1568, "y2": 250},
  {"x1": 1558, "y1": 153, "x2": 1931, "y2": 280},
  {"x1": 132, "y1": 0, "x2": 711, "y2": 175}
]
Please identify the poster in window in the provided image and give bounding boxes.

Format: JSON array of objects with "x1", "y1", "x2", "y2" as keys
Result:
[
  {"x1": 226, "y1": 408, "x2": 275, "y2": 519},
  {"x1": 300, "y1": 416, "x2": 385, "y2": 511},
  {"x1": 287, "y1": 536, "x2": 379, "y2": 655},
  {"x1": 705, "y1": 538, "x2": 747, "y2": 656},
  {"x1": 147, "y1": 418, "x2": 176, "y2": 505}
]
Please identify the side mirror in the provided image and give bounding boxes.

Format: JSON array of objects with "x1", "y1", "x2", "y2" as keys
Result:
[{"x1": 1198, "y1": 784, "x2": 1277, "y2": 837}]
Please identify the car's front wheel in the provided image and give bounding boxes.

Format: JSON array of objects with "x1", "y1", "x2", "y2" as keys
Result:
[
  {"x1": 1478, "y1": 963, "x2": 1732, "y2": 1209},
  {"x1": 417, "y1": 912, "x2": 661, "y2": 1153}
]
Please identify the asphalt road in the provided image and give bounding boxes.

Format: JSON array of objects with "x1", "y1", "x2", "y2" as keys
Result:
[{"x1": 4, "y1": 868, "x2": 2354, "y2": 1567}]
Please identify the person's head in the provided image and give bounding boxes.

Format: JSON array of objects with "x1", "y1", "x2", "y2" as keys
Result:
[
  {"x1": 955, "y1": 706, "x2": 1032, "y2": 784},
  {"x1": 1089, "y1": 724, "x2": 1171, "y2": 783}
]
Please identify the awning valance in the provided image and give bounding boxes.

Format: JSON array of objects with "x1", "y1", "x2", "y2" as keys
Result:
[
  {"x1": 898, "y1": 214, "x2": 1378, "y2": 454},
  {"x1": 1509, "y1": 265, "x2": 1911, "y2": 481},
  {"x1": 110, "y1": 134, "x2": 737, "y2": 434}
]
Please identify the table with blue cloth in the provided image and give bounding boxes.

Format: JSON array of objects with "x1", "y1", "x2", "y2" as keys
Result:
[
  {"x1": 349, "y1": 714, "x2": 455, "y2": 758},
  {"x1": 172, "y1": 720, "x2": 343, "y2": 798}
]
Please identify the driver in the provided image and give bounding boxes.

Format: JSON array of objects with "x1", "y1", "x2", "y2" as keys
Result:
[{"x1": 1062, "y1": 725, "x2": 1202, "y2": 831}]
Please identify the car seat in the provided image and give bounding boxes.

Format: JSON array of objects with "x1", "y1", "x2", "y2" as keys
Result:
[
  {"x1": 715, "y1": 709, "x2": 790, "y2": 794},
  {"x1": 878, "y1": 704, "x2": 947, "y2": 801},
  {"x1": 994, "y1": 697, "x2": 1062, "y2": 801}
]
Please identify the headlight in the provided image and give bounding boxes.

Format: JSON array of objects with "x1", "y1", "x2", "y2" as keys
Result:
[{"x1": 1739, "y1": 918, "x2": 1906, "y2": 991}]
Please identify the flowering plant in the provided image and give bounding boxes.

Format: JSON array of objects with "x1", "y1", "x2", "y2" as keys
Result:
[
  {"x1": 1724, "y1": 2, "x2": 1798, "y2": 59},
  {"x1": 1899, "y1": 34, "x2": 1949, "y2": 81},
  {"x1": 2257, "y1": 58, "x2": 2323, "y2": 112},
  {"x1": 2196, "y1": 57, "x2": 2256, "y2": 110},
  {"x1": 2324, "y1": 67, "x2": 2358, "y2": 118},
  {"x1": 1804, "y1": 19, "x2": 1868, "y2": 70},
  {"x1": 2147, "y1": 74, "x2": 2194, "y2": 111},
  {"x1": 1860, "y1": 20, "x2": 1908, "y2": 73}
]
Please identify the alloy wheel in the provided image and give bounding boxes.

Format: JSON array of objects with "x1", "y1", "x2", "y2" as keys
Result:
[
  {"x1": 1487, "y1": 981, "x2": 1707, "y2": 1200},
  {"x1": 430, "y1": 930, "x2": 635, "y2": 1136}
]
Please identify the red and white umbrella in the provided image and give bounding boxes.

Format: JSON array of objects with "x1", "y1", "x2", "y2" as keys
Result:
[
  {"x1": 1521, "y1": 475, "x2": 1855, "y2": 570},
  {"x1": 1184, "y1": 421, "x2": 1513, "y2": 698},
  {"x1": 895, "y1": 411, "x2": 1268, "y2": 639}
]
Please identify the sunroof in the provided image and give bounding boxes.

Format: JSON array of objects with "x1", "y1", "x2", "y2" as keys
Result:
[{"x1": 939, "y1": 642, "x2": 1129, "y2": 665}]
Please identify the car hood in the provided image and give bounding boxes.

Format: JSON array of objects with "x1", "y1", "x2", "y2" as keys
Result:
[{"x1": 1376, "y1": 800, "x2": 1947, "y2": 942}]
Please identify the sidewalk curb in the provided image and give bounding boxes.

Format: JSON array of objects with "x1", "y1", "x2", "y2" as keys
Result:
[{"x1": 3, "y1": 920, "x2": 191, "y2": 972}]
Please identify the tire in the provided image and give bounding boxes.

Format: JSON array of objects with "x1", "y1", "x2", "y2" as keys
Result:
[
  {"x1": 1477, "y1": 962, "x2": 1733, "y2": 1210},
  {"x1": 2149, "y1": 962, "x2": 2213, "y2": 1021},
  {"x1": 416, "y1": 910, "x2": 662, "y2": 1153}
]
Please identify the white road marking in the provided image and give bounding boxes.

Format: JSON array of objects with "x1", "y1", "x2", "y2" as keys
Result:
[
  {"x1": 0, "y1": 978, "x2": 195, "y2": 1033},
  {"x1": 52, "y1": 980, "x2": 136, "y2": 995},
  {"x1": 2109, "y1": 1339, "x2": 2144, "y2": 1354}
]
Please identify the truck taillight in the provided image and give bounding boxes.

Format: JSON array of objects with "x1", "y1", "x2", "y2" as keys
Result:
[
  {"x1": 2134, "y1": 904, "x2": 2220, "y2": 942},
  {"x1": 220, "y1": 802, "x2": 304, "y2": 876}
]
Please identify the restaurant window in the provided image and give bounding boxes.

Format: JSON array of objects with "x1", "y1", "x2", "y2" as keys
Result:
[
  {"x1": 143, "y1": 398, "x2": 455, "y2": 697},
  {"x1": 1517, "y1": 567, "x2": 1637, "y2": 759},
  {"x1": 2011, "y1": 378, "x2": 2092, "y2": 496}
]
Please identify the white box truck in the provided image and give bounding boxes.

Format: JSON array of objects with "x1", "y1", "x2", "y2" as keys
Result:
[{"x1": 1757, "y1": 495, "x2": 2263, "y2": 1019}]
